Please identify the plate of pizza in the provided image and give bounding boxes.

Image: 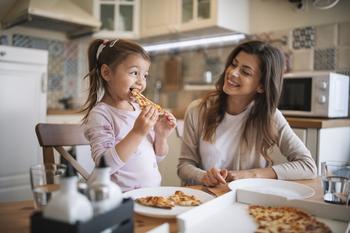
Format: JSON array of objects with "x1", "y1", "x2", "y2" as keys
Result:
[
  {"x1": 123, "y1": 186, "x2": 214, "y2": 218},
  {"x1": 228, "y1": 178, "x2": 315, "y2": 200}
]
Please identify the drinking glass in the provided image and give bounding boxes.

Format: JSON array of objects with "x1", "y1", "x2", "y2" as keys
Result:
[
  {"x1": 321, "y1": 161, "x2": 350, "y2": 205},
  {"x1": 29, "y1": 163, "x2": 66, "y2": 210}
]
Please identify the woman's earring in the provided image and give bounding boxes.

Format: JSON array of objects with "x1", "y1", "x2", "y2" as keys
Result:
[{"x1": 257, "y1": 88, "x2": 264, "y2": 93}]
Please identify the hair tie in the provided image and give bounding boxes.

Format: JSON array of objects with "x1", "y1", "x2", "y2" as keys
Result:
[
  {"x1": 109, "y1": 39, "x2": 119, "y2": 47},
  {"x1": 96, "y1": 39, "x2": 119, "y2": 60},
  {"x1": 96, "y1": 40, "x2": 109, "y2": 60}
]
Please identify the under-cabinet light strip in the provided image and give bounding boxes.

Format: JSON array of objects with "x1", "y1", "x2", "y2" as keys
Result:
[{"x1": 143, "y1": 34, "x2": 246, "y2": 52}]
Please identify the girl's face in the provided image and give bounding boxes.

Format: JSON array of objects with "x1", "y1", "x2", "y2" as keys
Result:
[
  {"x1": 223, "y1": 51, "x2": 264, "y2": 101},
  {"x1": 102, "y1": 54, "x2": 150, "y2": 103}
]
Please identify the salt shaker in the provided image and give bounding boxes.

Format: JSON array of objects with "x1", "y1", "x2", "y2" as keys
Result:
[{"x1": 43, "y1": 164, "x2": 93, "y2": 224}]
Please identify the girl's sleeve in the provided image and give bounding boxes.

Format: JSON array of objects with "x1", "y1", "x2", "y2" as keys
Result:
[
  {"x1": 177, "y1": 101, "x2": 206, "y2": 185},
  {"x1": 84, "y1": 110, "x2": 125, "y2": 174},
  {"x1": 271, "y1": 110, "x2": 317, "y2": 180}
]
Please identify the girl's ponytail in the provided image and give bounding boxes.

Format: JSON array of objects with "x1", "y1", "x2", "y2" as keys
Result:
[{"x1": 81, "y1": 39, "x2": 105, "y2": 122}]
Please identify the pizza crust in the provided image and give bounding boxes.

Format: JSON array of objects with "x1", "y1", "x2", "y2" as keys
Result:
[{"x1": 136, "y1": 196, "x2": 175, "y2": 209}]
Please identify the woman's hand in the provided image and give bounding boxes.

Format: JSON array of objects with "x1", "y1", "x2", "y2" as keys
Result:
[
  {"x1": 201, "y1": 168, "x2": 228, "y2": 187},
  {"x1": 226, "y1": 168, "x2": 277, "y2": 182},
  {"x1": 132, "y1": 105, "x2": 159, "y2": 136},
  {"x1": 154, "y1": 111, "x2": 176, "y2": 138}
]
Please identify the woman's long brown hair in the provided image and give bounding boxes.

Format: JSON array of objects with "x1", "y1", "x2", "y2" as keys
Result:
[
  {"x1": 200, "y1": 40, "x2": 285, "y2": 166},
  {"x1": 81, "y1": 39, "x2": 150, "y2": 123}
]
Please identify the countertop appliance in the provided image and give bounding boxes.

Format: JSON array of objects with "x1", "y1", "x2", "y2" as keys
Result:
[
  {"x1": 279, "y1": 71, "x2": 349, "y2": 118},
  {"x1": 0, "y1": 45, "x2": 47, "y2": 202}
]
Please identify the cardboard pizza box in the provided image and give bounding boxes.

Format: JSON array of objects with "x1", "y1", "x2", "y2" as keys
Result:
[{"x1": 177, "y1": 190, "x2": 349, "y2": 233}]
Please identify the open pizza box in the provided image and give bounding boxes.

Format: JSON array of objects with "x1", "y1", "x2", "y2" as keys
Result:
[{"x1": 176, "y1": 184, "x2": 350, "y2": 233}]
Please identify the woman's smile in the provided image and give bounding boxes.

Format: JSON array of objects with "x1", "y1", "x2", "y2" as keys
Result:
[{"x1": 226, "y1": 77, "x2": 240, "y2": 88}]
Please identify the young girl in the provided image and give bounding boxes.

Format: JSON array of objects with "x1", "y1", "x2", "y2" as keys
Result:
[
  {"x1": 178, "y1": 40, "x2": 317, "y2": 186},
  {"x1": 82, "y1": 39, "x2": 176, "y2": 191}
]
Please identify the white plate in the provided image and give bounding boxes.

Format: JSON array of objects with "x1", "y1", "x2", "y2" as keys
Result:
[
  {"x1": 228, "y1": 178, "x2": 315, "y2": 200},
  {"x1": 123, "y1": 186, "x2": 214, "y2": 218}
]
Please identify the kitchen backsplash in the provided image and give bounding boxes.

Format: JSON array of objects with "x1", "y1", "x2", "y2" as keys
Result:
[{"x1": 1, "y1": 21, "x2": 349, "y2": 111}]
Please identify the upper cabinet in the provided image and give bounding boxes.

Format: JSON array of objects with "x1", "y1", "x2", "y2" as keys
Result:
[
  {"x1": 140, "y1": 0, "x2": 179, "y2": 38},
  {"x1": 180, "y1": 0, "x2": 215, "y2": 31},
  {"x1": 94, "y1": 0, "x2": 140, "y2": 38},
  {"x1": 140, "y1": 0, "x2": 250, "y2": 38}
]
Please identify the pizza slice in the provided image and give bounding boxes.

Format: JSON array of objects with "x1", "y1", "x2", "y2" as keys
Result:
[
  {"x1": 135, "y1": 196, "x2": 175, "y2": 209},
  {"x1": 131, "y1": 89, "x2": 164, "y2": 115},
  {"x1": 168, "y1": 190, "x2": 202, "y2": 206},
  {"x1": 249, "y1": 205, "x2": 332, "y2": 233}
]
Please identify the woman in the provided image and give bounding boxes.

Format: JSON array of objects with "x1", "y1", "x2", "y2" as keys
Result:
[{"x1": 177, "y1": 40, "x2": 317, "y2": 186}]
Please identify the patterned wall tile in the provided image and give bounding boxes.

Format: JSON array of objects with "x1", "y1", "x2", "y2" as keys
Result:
[
  {"x1": 48, "y1": 74, "x2": 63, "y2": 91},
  {"x1": 292, "y1": 26, "x2": 315, "y2": 49},
  {"x1": 11, "y1": 34, "x2": 81, "y2": 109},
  {"x1": 0, "y1": 35, "x2": 8, "y2": 45},
  {"x1": 315, "y1": 24, "x2": 337, "y2": 48},
  {"x1": 314, "y1": 48, "x2": 336, "y2": 70}
]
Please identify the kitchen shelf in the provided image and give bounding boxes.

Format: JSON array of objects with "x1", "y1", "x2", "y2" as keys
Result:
[{"x1": 183, "y1": 84, "x2": 215, "y2": 91}]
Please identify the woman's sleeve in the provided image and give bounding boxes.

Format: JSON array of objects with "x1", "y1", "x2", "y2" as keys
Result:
[
  {"x1": 83, "y1": 110, "x2": 125, "y2": 174},
  {"x1": 177, "y1": 101, "x2": 206, "y2": 185},
  {"x1": 271, "y1": 110, "x2": 317, "y2": 180}
]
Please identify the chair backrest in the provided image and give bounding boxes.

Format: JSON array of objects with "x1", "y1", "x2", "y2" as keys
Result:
[{"x1": 35, "y1": 123, "x2": 90, "y2": 180}]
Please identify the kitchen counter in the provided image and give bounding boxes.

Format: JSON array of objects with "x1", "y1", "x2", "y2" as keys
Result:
[
  {"x1": 286, "y1": 117, "x2": 350, "y2": 129},
  {"x1": 47, "y1": 109, "x2": 83, "y2": 115}
]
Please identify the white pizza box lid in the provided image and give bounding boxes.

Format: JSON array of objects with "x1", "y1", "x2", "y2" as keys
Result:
[{"x1": 177, "y1": 188, "x2": 350, "y2": 233}]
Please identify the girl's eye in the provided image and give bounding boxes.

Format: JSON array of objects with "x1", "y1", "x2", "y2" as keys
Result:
[
  {"x1": 144, "y1": 74, "x2": 149, "y2": 79},
  {"x1": 130, "y1": 71, "x2": 138, "y2": 76}
]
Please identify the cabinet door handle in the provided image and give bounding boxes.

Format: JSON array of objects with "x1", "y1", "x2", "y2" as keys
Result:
[{"x1": 41, "y1": 73, "x2": 47, "y2": 93}]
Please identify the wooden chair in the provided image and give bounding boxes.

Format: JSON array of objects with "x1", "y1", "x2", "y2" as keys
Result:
[{"x1": 35, "y1": 123, "x2": 90, "y2": 180}]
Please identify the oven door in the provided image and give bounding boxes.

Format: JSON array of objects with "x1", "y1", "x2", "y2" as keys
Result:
[{"x1": 278, "y1": 78, "x2": 312, "y2": 115}]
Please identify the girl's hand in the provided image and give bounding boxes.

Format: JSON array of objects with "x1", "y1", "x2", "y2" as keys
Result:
[
  {"x1": 201, "y1": 168, "x2": 228, "y2": 187},
  {"x1": 132, "y1": 105, "x2": 159, "y2": 136},
  {"x1": 154, "y1": 111, "x2": 176, "y2": 138}
]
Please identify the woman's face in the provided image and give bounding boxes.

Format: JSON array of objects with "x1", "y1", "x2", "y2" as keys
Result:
[
  {"x1": 223, "y1": 51, "x2": 264, "y2": 100},
  {"x1": 101, "y1": 54, "x2": 150, "y2": 102}
]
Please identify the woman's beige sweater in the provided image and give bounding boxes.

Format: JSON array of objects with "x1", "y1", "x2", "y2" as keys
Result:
[{"x1": 177, "y1": 100, "x2": 317, "y2": 185}]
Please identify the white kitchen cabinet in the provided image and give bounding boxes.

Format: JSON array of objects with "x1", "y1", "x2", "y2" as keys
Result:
[
  {"x1": 270, "y1": 126, "x2": 350, "y2": 175},
  {"x1": 94, "y1": 0, "x2": 140, "y2": 38},
  {"x1": 181, "y1": 0, "x2": 250, "y2": 33},
  {"x1": 158, "y1": 131, "x2": 182, "y2": 186},
  {"x1": 140, "y1": 0, "x2": 250, "y2": 38},
  {"x1": 140, "y1": 0, "x2": 179, "y2": 38},
  {"x1": 0, "y1": 46, "x2": 47, "y2": 202}
]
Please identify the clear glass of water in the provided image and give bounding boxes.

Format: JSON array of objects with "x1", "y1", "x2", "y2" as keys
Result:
[
  {"x1": 321, "y1": 161, "x2": 350, "y2": 205},
  {"x1": 29, "y1": 163, "x2": 66, "y2": 210}
]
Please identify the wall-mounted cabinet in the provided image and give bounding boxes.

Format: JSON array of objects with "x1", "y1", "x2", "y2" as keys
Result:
[
  {"x1": 140, "y1": 0, "x2": 250, "y2": 38},
  {"x1": 94, "y1": 0, "x2": 140, "y2": 38},
  {"x1": 140, "y1": 0, "x2": 179, "y2": 38}
]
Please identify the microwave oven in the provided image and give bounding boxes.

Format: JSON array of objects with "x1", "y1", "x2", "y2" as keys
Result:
[{"x1": 278, "y1": 71, "x2": 349, "y2": 118}]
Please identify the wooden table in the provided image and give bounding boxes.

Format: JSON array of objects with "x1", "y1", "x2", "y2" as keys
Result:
[{"x1": 0, "y1": 178, "x2": 324, "y2": 233}]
